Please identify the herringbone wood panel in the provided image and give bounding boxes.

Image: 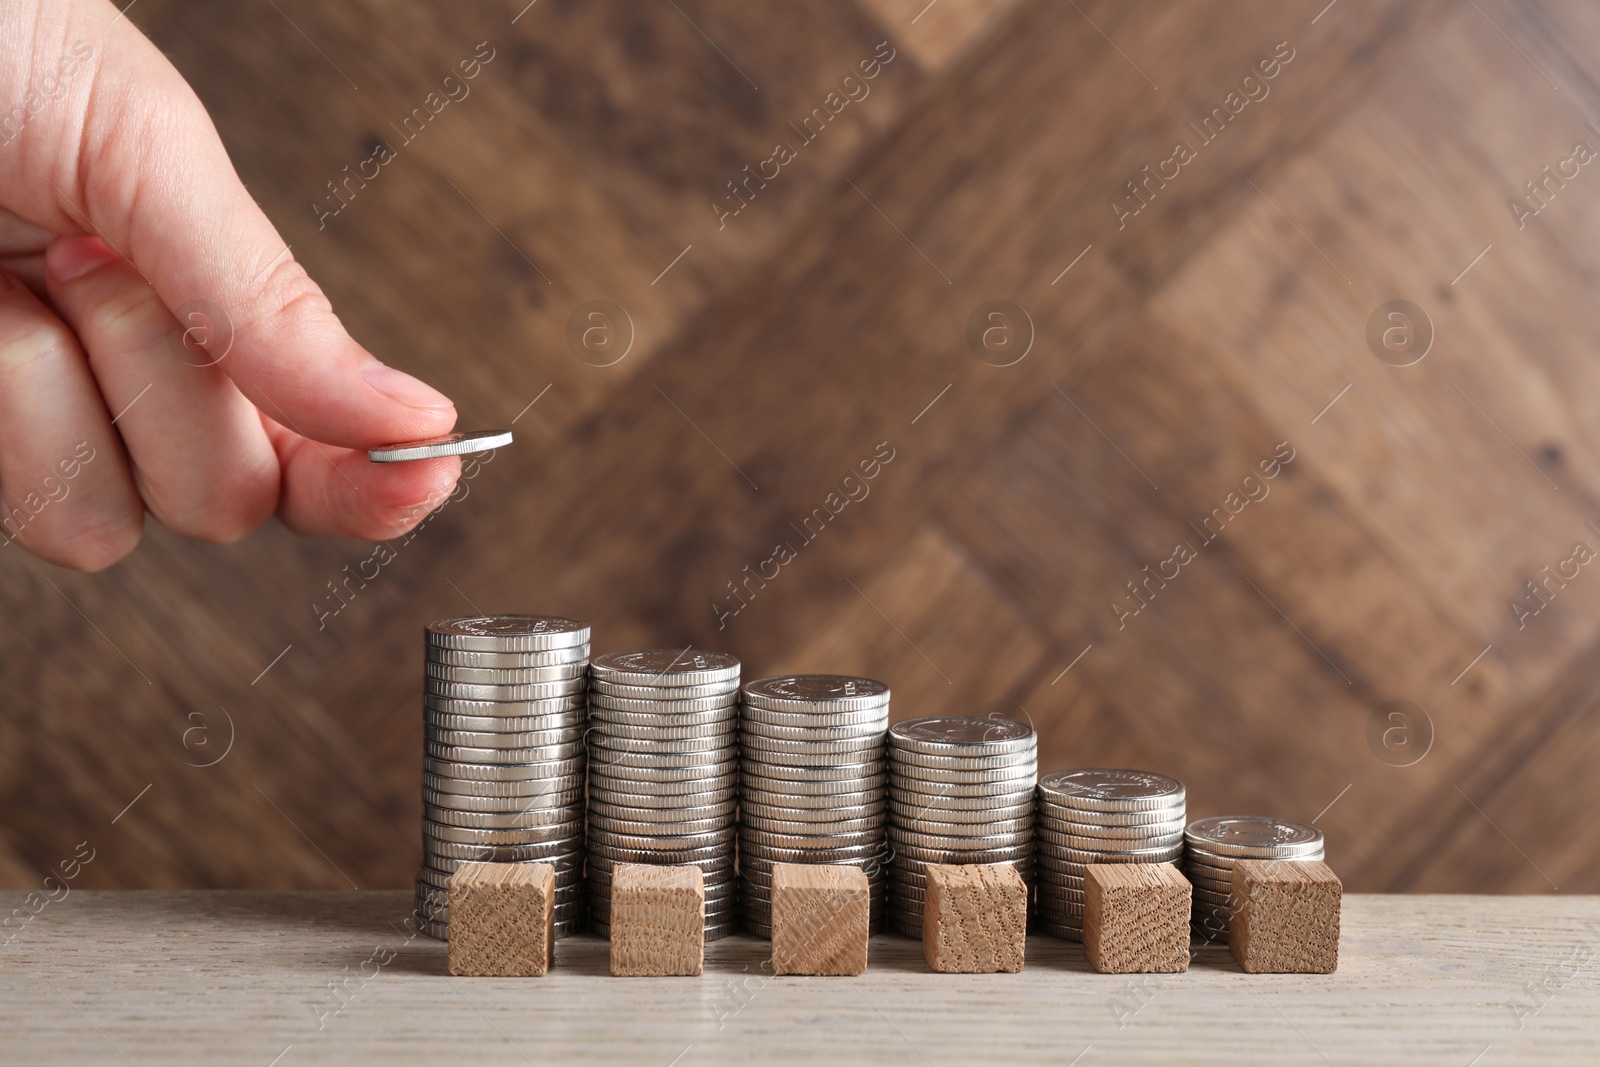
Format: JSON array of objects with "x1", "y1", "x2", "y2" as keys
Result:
[{"x1": 2, "y1": 0, "x2": 1595, "y2": 898}]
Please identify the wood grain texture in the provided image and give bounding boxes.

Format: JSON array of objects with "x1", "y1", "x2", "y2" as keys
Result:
[
  {"x1": 447, "y1": 861, "x2": 554, "y2": 977},
  {"x1": 609, "y1": 863, "x2": 704, "y2": 977},
  {"x1": 1230, "y1": 859, "x2": 1341, "y2": 974},
  {"x1": 922, "y1": 863, "x2": 1027, "y2": 973},
  {"x1": 1, "y1": 0, "x2": 1597, "y2": 909},
  {"x1": 0, "y1": 891, "x2": 1596, "y2": 1064},
  {"x1": 1084, "y1": 863, "x2": 1192, "y2": 974}
]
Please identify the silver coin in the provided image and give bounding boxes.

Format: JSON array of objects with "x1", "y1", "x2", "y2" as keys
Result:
[
  {"x1": 588, "y1": 768, "x2": 738, "y2": 795},
  {"x1": 889, "y1": 826, "x2": 1034, "y2": 851},
  {"x1": 587, "y1": 710, "x2": 738, "y2": 733},
  {"x1": 742, "y1": 675, "x2": 890, "y2": 711},
  {"x1": 589, "y1": 695, "x2": 740, "y2": 717},
  {"x1": 427, "y1": 645, "x2": 590, "y2": 669},
  {"x1": 740, "y1": 731, "x2": 885, "y2": 755},
  {"x1": 422, "y1": 785, "x2": 583, "y2": 813},
  {"x1": 887, "y1": 786, "x2": 1033, "y2": 810},
  {"x1": 891, "y1": 749, "x2": 1037, "y2": 775},
  {"x1": 424, "y1": 818, "x2": 584, "y2": 846},
  {"x1": 424, "y1": 838, "x2": 579, "y2": 863},
  {"x1": 370, "y1": 429, "x2": 514, "y2": 463},
  {"x1": 427, "y1": 615, "x2": 589, "y2": 652},
  {"x1": 740, "y1": 719, "x2": 887, "y2": 743},
  {"x1": 1046, "y1": 843, "x2": 1185, "y2": 866},
  {"x1": 1039, "y1": 815, "x2": 1185, "y2": 840},
  {"x1": 1036, "y1": 800, "x2": 1187, "y2": 826},
  {"x1": 586, "y1": 798, "x2": 738, "y2": 824},
  {"x1": 424, "y1": 662, "x2": 589, "y2": 685},
  {"x1": 590, "y1": 679, "x2": 741, "y2": 702},
  {"x1": 889, "y1": 716, "x2": 1036, "y2": 754},
  {"x1": 1185, "y1": 816, "x2": 1324, "y2": 858},
  {"x1": 591, "y1": 784, "x2": 739, "y2": 809},
  {"x1": 1038, "y1": 826, "x2": 1184, "y2": 851},
  {"x1": 739, "y1": 757, "x2": 885, "y2": 781},
  {"x1": 890, "y1": 779, "x2": 1036, "y2": 801},
  {"x1": 738, "y1": 840, "x2": 887, "y2": 863},
  {"x1": 423, "y1": 694, "x2": 586, "y2": 718},
  {"x1": 1185, "y1": 856, "x2": 1243, "y2": 879},
  {"x1": 889, "y1": 840, "x2": 1033, "y2": 865},
  {"x1": 588, "y1": 813, "x2": 731, "y2": 838},
  {"x1": 427, "y1": 727, "x2": 584, "y2": 750},
  {"x1": 739, "y1": 798, "x2": 885, "y2": 822},
  {"x1": 427, "y1": 679, "x2": 589, "y2": 702},
  {"x1": 419, "y1": 844, "x2": 582, "y2": 876},
  {"x1": 740, "y1": 705, "x2": 889, "y2": 729},
  {"x1": 425, "y1": 740, "x2": 585, "y2": 764},
  {"x1": 590, "y1": 649, "x2": 741, "y2": 687},
  {"x1": 742, "y1": 812, "x2": 888, "y2": 836},
  {"x1": 741, "y1": 747, "x2": 886, "y2": 769},
  {"x1": 889, "y1": 798, "x2": 1032, "y2": 822},
  {"x1": 425, "y1": 803, "x2": 578, "y2": 830},
  {"x1": 425, "y1": 712, "x2": 586, "y2": 735},
  {"x1": 902, "y1": 814, "x2": 1035, "y2": 838},
  {"x1": 587, "y1": 826, "x2": 735, "y2": 851},
  {"x1": 422, "y1": 770, "x2": 578, "y2": 797},
  {"x1": 891, "y1": 760, "x2": 1036, "y2": 784},
  {"x1": 1037, "y1": 769, "x2": 1185, "y2": 811},
  {"x1": 741, "y1": 769, "x2": 887, "y2": 795},
  {"x1": 422, "y1": 755, "x2": 585, "y2": 782},
  {"x1": 588, "y1": 732, "x2": 735, "y2": 755},
  {"x1": 741, "y1": 825, "x2": 885, "y2": 849},
  {"x1": 586, "y1": 841, "x2": 734, "y2": 866},
  {"x1": 589, "y1": 758, "x2": 738, "y2": 782}
]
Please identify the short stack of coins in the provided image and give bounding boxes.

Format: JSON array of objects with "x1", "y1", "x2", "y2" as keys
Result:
[
  {"x1": 1185, "y1": 815, "x2": 1325, "y2": 940},
  {"x1": 886, "y1": 717, "x2": 1037, "y2": 938},
  {"x1": 738, "y1": 675, "x2": 891, "y2": 937},
  {"x1": 1034, "y1": 768, "x2": 1186, "y2": 941},
  {"x1": 415, "y1": 615, "x2": 590, "y2": 941},
  {"x1": 585, "y1": 649, "x2": 740, "y2": 940}
]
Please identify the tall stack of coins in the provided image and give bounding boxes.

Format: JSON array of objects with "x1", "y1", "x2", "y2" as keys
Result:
[
  {"x1": 886, "y1": 717, "x2": 1037, "y2": 938},
  {"x1": 738, "y1": 675, "x2": 891, "y2": 937},
  {"x1": 1034, "y1": 769, "x2": 1186, "y2": 941},
  {"x1": 1185, "y1": 816, "x2": 1325, "y2": 940},
  {"x1": 585, "y1": 649, "x2": 740, "y2": 940},
  {"x1": 415, "y1": 615, "x2": 590, "y2": 941}
]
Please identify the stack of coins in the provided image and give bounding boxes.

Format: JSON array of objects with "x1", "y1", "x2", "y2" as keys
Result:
[
  {"x1": 585, "y1": 649, "x2": 740, "y2": 940},
  {"x1": 1185, "y1": 816, "x2": 1325, "y2": 940},
  {"x1": 886, "y1": 717, "x2": 1037, "y2": 938},
  {"x1": 1034, "y1": 769, "x2": 1186, "y2": 941},
  {"x1": 739, "y1": 675, "x2": 891, "y2": 937},
  {"x1": 415, "y1": 615, "x2": 590, "y2": 941}
]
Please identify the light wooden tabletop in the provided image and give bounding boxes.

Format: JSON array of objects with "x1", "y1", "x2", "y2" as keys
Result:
[{"x1": 1, "y1": 891, "x2": 1594, "y2": 1065}]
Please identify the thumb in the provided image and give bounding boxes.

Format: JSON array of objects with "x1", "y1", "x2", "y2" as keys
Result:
[{"x1": 8, "y1": 0, "x2": 456, "y2": 450}]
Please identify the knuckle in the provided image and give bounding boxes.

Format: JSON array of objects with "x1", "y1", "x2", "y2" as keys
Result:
[
  {"x1": 84, "y1": 284, "x2": 171, "y2": 349},
  {"x1": 141, "y1": 464, "x2": 277, "y2": 545}
]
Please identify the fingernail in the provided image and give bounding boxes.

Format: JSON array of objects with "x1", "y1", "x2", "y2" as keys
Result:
[
  {"x1": 48, "y1": 237, "x2": 121, "y2": 282},
  {"x1": 360, "y1": 363, "x2": 454, "y2": 411}
]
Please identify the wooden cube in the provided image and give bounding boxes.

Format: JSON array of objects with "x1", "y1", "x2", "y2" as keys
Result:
[
  {"x1": 1229, "y1": 859, "x2": 1341, "y2": 973},
  {"x1": 1083, "y1": 863, "x2": 1192, "y2": 974},
  {"x1": 447, "y1": 861, "x2": 554, "y2": 977},
  {"x1": 922, "y1": 864, "x2": 1027, "y2": 973},
  {"x1": 609, "y1": 863, "x2": 705, "y2": 977},
  {"x1": 770, "y1": 863, "x2": 869, "y2": 976}
]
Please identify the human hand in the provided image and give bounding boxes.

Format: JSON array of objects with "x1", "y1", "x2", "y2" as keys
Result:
[{"x1": 0, "y1": 0, "x2": 461, "y2": 571}]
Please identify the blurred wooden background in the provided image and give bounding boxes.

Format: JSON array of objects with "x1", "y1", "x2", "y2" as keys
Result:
[{"x1": 4, "y1": 0, "x2": 1600, "y2": 896}]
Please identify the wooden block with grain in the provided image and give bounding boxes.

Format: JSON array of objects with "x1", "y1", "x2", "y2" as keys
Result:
[
  {"x1": 1083, "y1": 863, "x2": 1192, "y2": 974},
  {"x1": 609, "y1": 863, "x2": 705, "y2": 977},
  {"x1": 770, "y1": 863, "x2": 869, "y2": 976},
  {"x1": 447, "y1": 861, "x2": 554, "y2": 977},
  {"x1": 921, "y1": 863, "x2": 1027, "y2": 973},
  {"x1": 1230, "y1": 859, "x2": 1342, "y2": 973}
]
